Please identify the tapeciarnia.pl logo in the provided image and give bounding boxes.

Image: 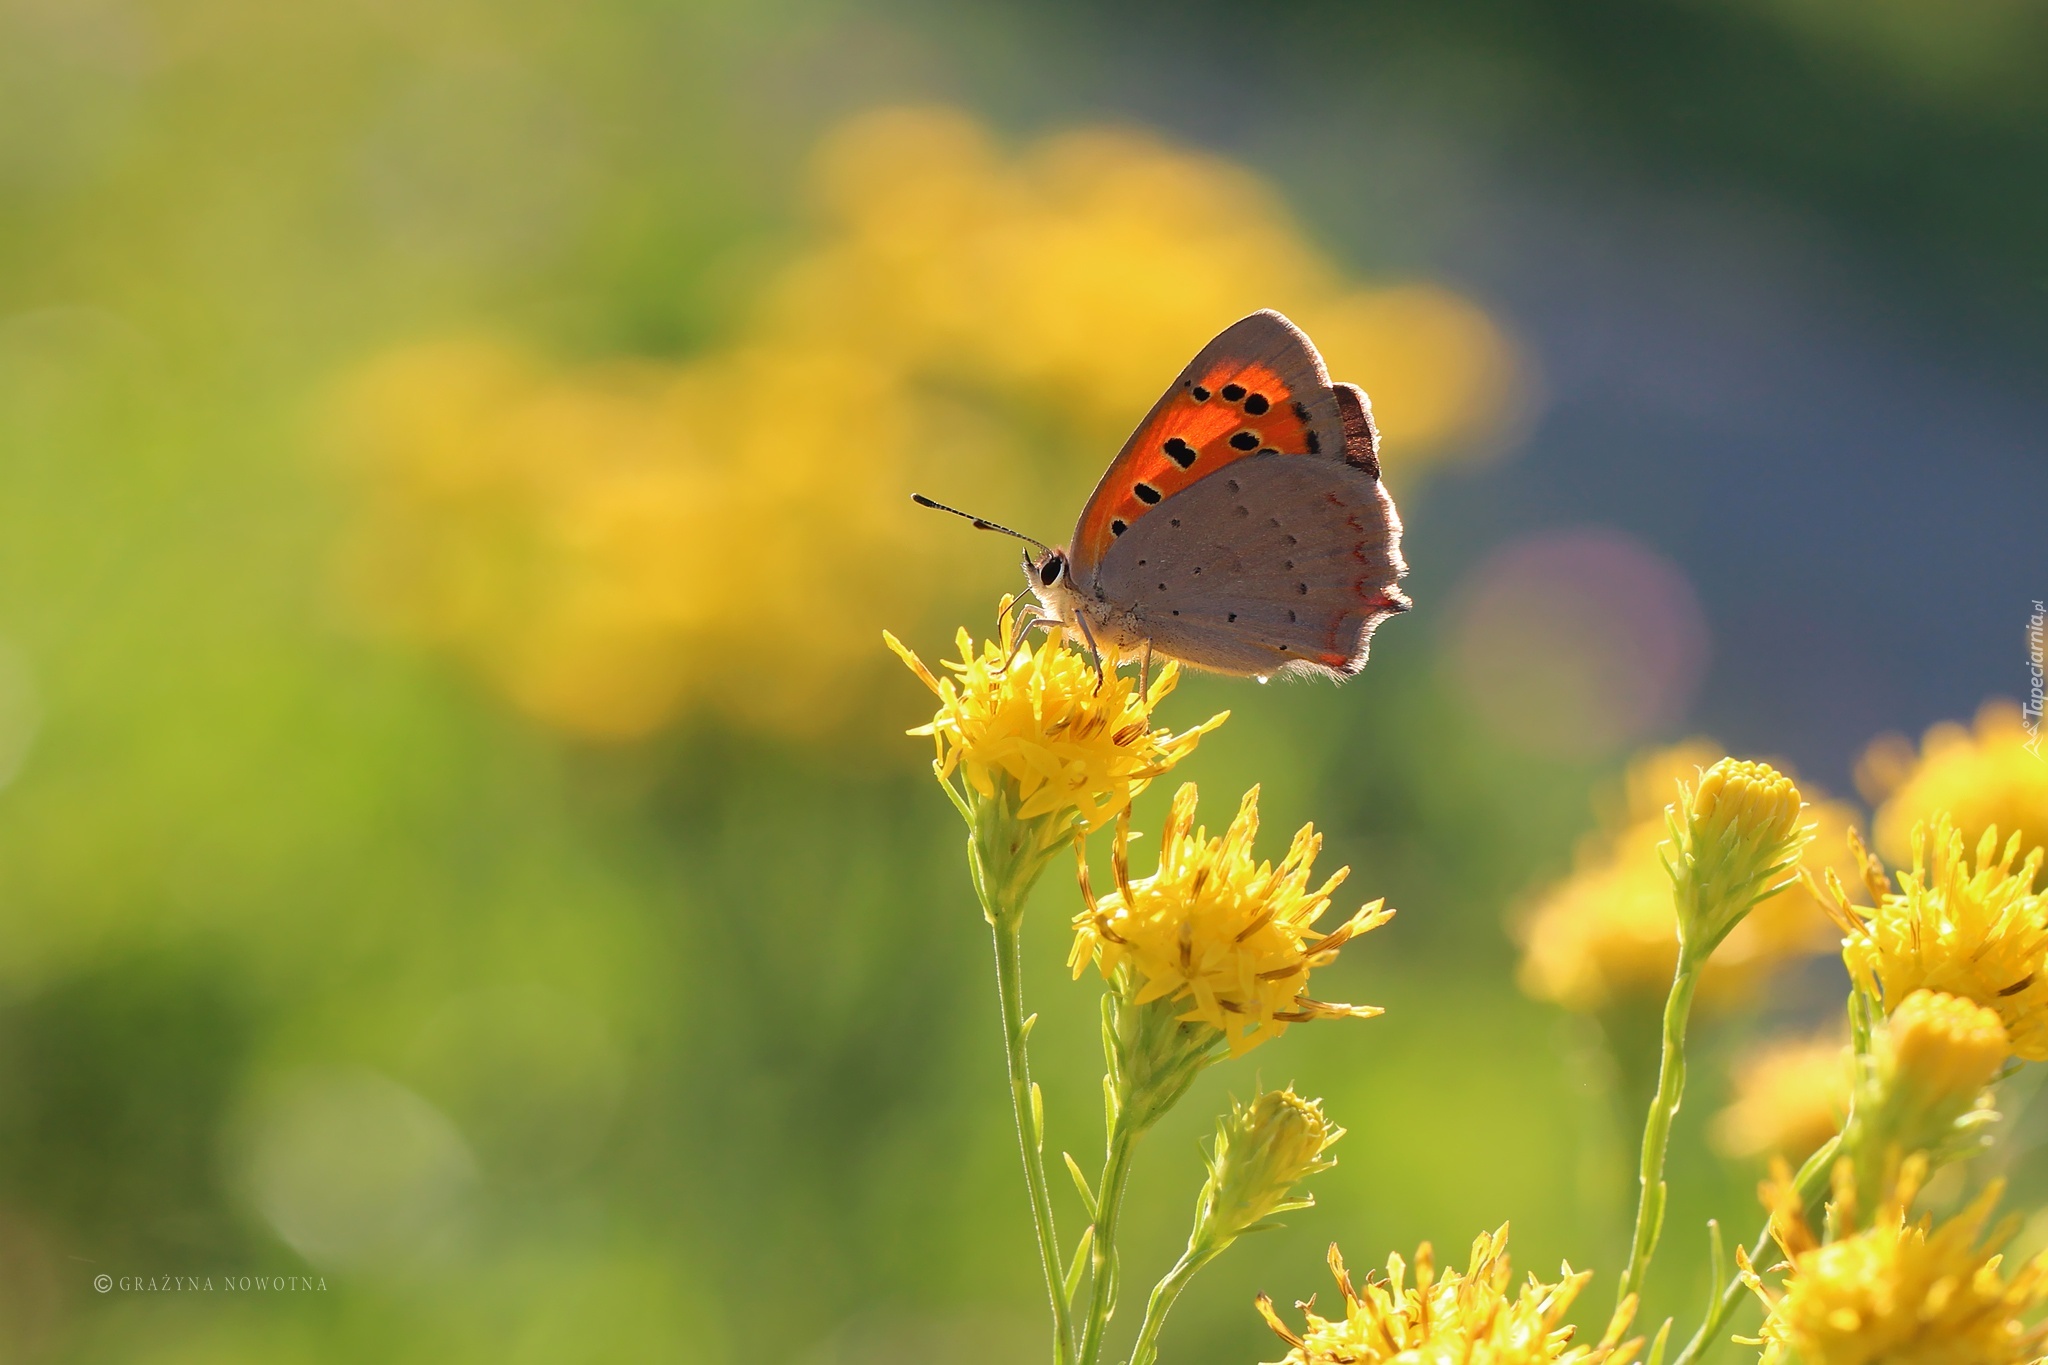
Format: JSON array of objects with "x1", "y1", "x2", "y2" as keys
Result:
[{"x1": 2026, "y1": 599, "x2": 2044, "y2": 760}]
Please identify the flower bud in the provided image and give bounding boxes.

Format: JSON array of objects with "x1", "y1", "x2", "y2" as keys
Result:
[
  {"x1": 1665, "y1": 758, "x2": 1811, "y2": 957},
  {"x1": 1841, "y1": 989, "x2": 2009, "y2": 1213},
  {"x1": 1888, "y1": 988, "x2": 2010, "y2": 1115},
  {"x1": 1191, "y1": 1088, "x2": 1340, "y2": 1251}
]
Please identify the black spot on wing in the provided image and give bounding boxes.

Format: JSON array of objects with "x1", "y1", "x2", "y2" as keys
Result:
[
  {"x1": 1133, "y1": 482, "x2": 1162, "y2": 504},
  {"x1": 1163, "y1": 437, "x2": 1197, "y2": 469}
]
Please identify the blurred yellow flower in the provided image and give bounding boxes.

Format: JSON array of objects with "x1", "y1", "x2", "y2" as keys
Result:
[
  {"x1": 1744, "y1": 1158, "x2": 2048, "y2": 1365},
  {"x1": 1518, "y1": 741, "x2": 1860, "y2": 1013},
  {"x1": 1858, "y1": 701, "x2": 2048, "y2": 869},
  {"x1": 1711, "y1": 1031, "x2": 1850, "y2": 1163},
  {"x1": 1071, "y1": 783, "x2": 1389, "y2": 1056},
  {"x1": 1830, "y1": 818, "x2": 2048, "y2": 1060},
  {"x1": 333, "y1": 105, "x2": 1525, "y2": 739},
  {"x1": 1256, "y1": 1228, "x2": 1641, "y2": 1365},
  {"x1": 888, "y1": 604, "x2": 1223, "y2": 905}
]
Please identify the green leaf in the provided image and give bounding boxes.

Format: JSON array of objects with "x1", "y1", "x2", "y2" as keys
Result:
[
  {"x1": 1064, "y1": 1151, "x2": 1099, "y2": 1220},
  {"x1": 1063, "y1": 1225, "x2": 1094, "y2": 1310},
  {"x1": 1645, "y1": 1317, "x2": 1673, "y2": 1365}
]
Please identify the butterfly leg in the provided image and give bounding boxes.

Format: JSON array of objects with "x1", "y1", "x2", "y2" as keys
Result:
[
  {"x1": 1071, "y1": 612, "x2": 1106, "y2": 693},
  {"x1": 997, "y1": 590, "x2": 1038, "y2": 633},
  {"x1": 1137, "y1": 639, "x2": 1153, "y2": 702},
  {"x1": 990, "y1": 615, "x2": 1054, "y2": 678}
]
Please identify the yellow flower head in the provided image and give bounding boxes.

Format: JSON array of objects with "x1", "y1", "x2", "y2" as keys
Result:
[
  {"x1": 1070, "y1": 783, "x2": 1389, "y2": 1056},
  {"x1": 1860, "y1": 701, "x2": 2048, "y2": 868},
  {"x1": 1745, "y1": 1158, "x2": 2048, "y2": 1365},
  {"x1": 1667, "y1": 758, "x2": 1812, "y2": 952},
  {"x1": 1838, "y1": 990, "x2": 2009, "y2": 1206},
  {"x1": 887, "y1": 603, "x2": 1225, "y2": 899},
  {"x1": 1885, "y1": 988, "x2": 2011, "y2": 1118},
  {"x1": 1518, "y1": 742, "x2": 1853, "y2": 1013},
  {"x1": 1195, "y1": 1088, "x2": 1342, "y2": 1247},
  {"x1": 1256, "y1": 1227, "x2": 1641, "y2": 1365},
  {"x1": 1829, "y1": 817, "x2": 2048, "y2": 1060},
  {"x1": 1712, "y1": 1032, "x2": 1851, "y2": 1163}
]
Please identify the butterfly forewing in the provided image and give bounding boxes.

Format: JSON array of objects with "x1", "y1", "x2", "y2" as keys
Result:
[{"x1": 1068, "y1": 311, "x2": 1346, "y2": 575}]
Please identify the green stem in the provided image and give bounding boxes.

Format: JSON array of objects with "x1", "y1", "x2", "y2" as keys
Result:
[
  {"x1": 1670, "y1": 1136, "x2": 1838, "y2": 1365},
  {"x1": 1128, "y1": 1243, "x2": 1211, "y2": 1365},
  {"x1": 993, "y1": 914, "x2": 1077, "y2": 1365},
  {"x1": 1078, "y1": 1121, "x2": 1140, "y2": 1365},
  {"x1": 1619, "y1": 953, "x2": 1701, "y2": 1306}
]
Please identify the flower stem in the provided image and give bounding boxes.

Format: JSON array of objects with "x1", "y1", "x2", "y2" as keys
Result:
[
  {"x1": 1078, "y1": 1121, "x2": 1140, "y2": 1365},
  {"x1": 1619, "y1": 952, "x2": 1701, "y2": 1306},
  {"x1": 1127, "y1": 1243, "x2": 1211, "y2": 1365},
  {"x1": 1670, "y1": 1136, "x2": 1838, "y2": 1365},
  {"x1": 993, "y1": 914, "x2": 1077, "y2": 1365}
]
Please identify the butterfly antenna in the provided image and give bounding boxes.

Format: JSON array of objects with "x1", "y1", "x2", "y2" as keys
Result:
[{"x1": 911, "y1": 493, "x2": 1053, "y2": 557}]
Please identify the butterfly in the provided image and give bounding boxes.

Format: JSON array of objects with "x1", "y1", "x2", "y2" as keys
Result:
[{"x1": 917, "y1": 309, "x2": 1408, "y2": 682}]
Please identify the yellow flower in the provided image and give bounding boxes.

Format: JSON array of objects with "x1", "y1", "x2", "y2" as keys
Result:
[
  {"x1": 1744, "y1": 1158, "x2": 2048, "y2": 1365},
  {"x1": 1071, "y1": 783, "x2": 1389, "y2": 1056},
  {"x1": 889, "y1": 603, "x2": 1222, "y2": 915},
  {"x1": 1712, "y1": 1032, "x2": 1851, "y2": 1163},
  {"x1": 1256, "y1": 1227, "x2": 1641, "y2": 1365},
  {"x1": 1829, "y1": 817, "x2": 2048, "y2": 1060},
  {"x1": 1195, "y1": 1088, "x2": 1342, "y2": 1245},
  {"x1": 1838, "y1": 991, "x2": 2009, "y2": 1208},
  {"x1": 1885, "y1": 988, "x2": 2011, "y2": 1118},
  {"x1": 1666, "y1": 758, "x2": 1812, "y2": 953},
  {"x1": 889, "y1": 602, "x2": 1222, "y2": 826},
  {"x1": 1518, "y1": 742, "x2": 1857, "y2": 1013},
  {"x1": 1859, "y1": 701, "x2": 2048, "y2": 868}
]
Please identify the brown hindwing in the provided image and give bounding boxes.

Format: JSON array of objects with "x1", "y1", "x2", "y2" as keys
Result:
[{"x1": 1089, "y1": 452, "x2": 1408, "y2": 678}]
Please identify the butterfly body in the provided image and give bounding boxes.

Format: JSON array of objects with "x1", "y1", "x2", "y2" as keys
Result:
[{"x1": 1027, "y1": 310, "x2": 1409, "y2": 680}]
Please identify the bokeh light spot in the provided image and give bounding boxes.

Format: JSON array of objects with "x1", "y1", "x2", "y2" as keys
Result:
[
  {"x1": 1448, "y1": 528, "x2": 1709, "y2": 758},
  {"x1": 239, "y1": 1068, "x2": 477, "y2": 1271}
]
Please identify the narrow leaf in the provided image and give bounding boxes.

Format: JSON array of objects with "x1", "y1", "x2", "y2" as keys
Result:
[
  {"x1": 1063, "y1": 1225, "x2": 1095, "y2": 1309},
  {"x1": 1645, "y1": 1318, "x2": 1673, "y2": 1365},
  {"x1": 1064, "y1": 1151, "x2": 1099, "y2": 1220},
  {"x1": 1031, "y1": 1082, "x2": 1046, "y2": 1153}
]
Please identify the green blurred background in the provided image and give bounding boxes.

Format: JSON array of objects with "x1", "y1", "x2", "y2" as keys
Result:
[{"x1": 1, "y1": 1, "x2": 2044, "y2": 1361}]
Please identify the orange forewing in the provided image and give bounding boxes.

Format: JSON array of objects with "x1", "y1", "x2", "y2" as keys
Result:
[{"x1": 1073, "y1": 358, "x2": 1317, "y2": 569}]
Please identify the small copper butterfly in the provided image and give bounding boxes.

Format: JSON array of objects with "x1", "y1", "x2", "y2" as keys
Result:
[{"x1": 918, "y1": 310, "x2": 1409, "y2": 681}]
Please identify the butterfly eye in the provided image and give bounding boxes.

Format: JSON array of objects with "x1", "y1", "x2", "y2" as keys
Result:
[{"x1": 1039, "y1": 555, "x2": 1065, "y2": 586}]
